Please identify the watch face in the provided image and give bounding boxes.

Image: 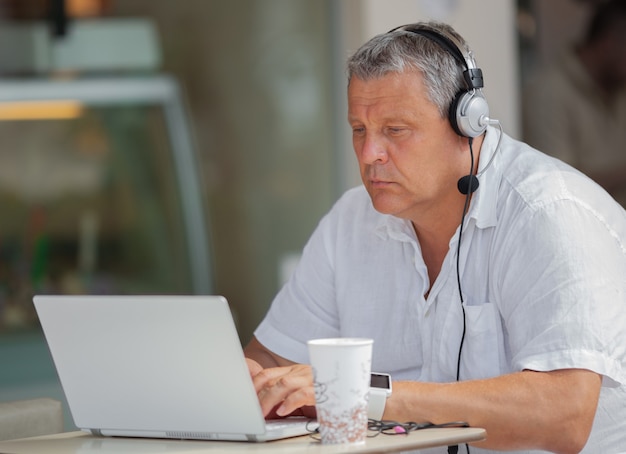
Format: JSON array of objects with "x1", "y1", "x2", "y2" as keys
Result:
[{"x1": 370, "y1": 373, "x2": 391, "y2": 390}]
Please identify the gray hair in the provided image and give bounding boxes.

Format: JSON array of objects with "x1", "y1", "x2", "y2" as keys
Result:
[{"x1": 347, "y1": 21, "x2": 469, "y2": 118}]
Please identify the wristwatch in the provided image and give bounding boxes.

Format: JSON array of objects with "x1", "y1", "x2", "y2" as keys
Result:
[{"x1": 368, "y1": 372, "x2": 392, "y2": 420}]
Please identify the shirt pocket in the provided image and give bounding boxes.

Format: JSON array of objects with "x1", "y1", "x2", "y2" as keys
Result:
[{"x1": 441, "y1": 301, "x2": 507, "y2": 381}]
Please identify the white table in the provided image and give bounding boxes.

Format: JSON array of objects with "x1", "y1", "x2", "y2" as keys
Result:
[{"x1": 0, "y1": 427, "x2": 486, "y2": 453}]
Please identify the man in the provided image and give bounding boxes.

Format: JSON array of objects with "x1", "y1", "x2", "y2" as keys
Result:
[
  {"x1": 245, "y1": 21, "x2": 626, "y2": 453},
  {"x1": 523, "y1": 0, "x2": 626, "y2": 206}
]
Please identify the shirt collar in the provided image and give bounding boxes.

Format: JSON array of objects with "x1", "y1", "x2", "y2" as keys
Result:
[
  {"x1": 467, "y1": 125, "x2": 502, "y2": 229},
  {"x1": 375, "y1": 214, "x2": 415, "y2": 242}
]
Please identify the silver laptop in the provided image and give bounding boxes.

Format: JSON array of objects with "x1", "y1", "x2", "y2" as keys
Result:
[{"x1": 33, "y1": 294, "x2": 315, "y2": 442}]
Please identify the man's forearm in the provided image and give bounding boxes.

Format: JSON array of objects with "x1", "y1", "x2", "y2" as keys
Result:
[{"x1": 386, "y1": 369, "x2": 601, "y2": 453}]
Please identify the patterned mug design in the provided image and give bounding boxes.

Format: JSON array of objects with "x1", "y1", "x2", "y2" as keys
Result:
[{"x1": 312, "y1": 359, "x2": 370, "y2": 444}]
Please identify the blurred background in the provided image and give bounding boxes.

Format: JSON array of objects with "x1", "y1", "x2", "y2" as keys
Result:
[{"x1": 0, "y1": 0, "x2": 621, "y2": 431}]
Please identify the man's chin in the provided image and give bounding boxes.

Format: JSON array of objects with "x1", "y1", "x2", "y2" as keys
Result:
[
  {"x1": 366, "y1": 191, "x2": 416, "y2": 219},
  {"x1": 369, "y1": 195, "x2": 403, "y2": 216}
]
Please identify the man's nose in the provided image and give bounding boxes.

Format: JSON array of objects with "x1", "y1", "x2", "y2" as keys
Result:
[{"x1": 357, "y1": 133, "x2": 388, "y2": 165}]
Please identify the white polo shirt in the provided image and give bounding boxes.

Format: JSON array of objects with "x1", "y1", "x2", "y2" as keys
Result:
[{"x1": 255, "y1": 126, "x2": 626, "y2": 453}]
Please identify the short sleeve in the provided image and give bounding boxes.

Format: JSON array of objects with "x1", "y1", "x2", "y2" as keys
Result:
[{"x1": 496, "y1": 199, "x2": 626, "y2": 387}]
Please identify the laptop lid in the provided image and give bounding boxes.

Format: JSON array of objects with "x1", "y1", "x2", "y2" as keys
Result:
[{"x1": 33, "y1": 294, "x2": 311, "y2": 442}]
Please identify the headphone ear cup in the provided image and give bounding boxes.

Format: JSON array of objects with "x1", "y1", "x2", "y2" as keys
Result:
[{"x1": 449, "y1": 91, "x2": 490, "y2": 138}]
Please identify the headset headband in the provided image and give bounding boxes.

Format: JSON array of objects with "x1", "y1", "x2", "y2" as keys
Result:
[{"x1": 389, "y1": 24, "x2": 484, "y2": 90}]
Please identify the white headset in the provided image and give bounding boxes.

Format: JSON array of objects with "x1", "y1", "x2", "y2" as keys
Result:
[{"x1": 391, "y1": 24, "x2": 491, "y2": 138}]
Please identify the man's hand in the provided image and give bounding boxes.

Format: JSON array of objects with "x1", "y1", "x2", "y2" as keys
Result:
[
  {"x1": 246, "y1": 357, "x2": 264, "y2": 378},
  {"x1": 249, "y1": 363, "x2": 317, "y2": 419}
]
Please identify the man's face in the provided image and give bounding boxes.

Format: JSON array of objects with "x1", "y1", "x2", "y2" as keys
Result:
[{"x1": 348, "y1": 71, "x2": 468, "y2": 222}]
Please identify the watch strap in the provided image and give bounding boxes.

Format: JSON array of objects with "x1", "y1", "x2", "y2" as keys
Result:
[{"x1": 367, "y1": 387, "x2": 388, "y2": 420}]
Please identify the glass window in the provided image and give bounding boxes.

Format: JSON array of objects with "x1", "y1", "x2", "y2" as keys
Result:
[{"x1": 0, "y1": 76, "x2": 212, "y2": 331}]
